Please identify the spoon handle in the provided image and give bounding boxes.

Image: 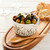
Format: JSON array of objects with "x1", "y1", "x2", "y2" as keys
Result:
[
  {"x1": 27, "y1": 34, "x2": 46, "y2": 39},
  {"x1": 10, "y1": 34, "x2": 46, "y2": 43}
]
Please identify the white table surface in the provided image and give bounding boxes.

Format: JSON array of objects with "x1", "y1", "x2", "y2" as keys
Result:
[{"x1": 0, "y1": 0, "x2": 50, "y2": 50}]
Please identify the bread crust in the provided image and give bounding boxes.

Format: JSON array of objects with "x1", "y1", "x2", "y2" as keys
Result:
[
  {"x1": 38, "y1": 9, "x2": 50, "y2": 21},
  {"x1": 39, "y1": 16, "x2": 50, "y2": 21}
]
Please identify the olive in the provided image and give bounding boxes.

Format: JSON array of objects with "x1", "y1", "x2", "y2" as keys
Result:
[
  {"x1": 17, "y1": 15, "x2": 23, "y2": 20},
  {"x1": 16, "y1": 19, "x2": 20, "y2": 23},
  {"x1": 21, "y1": 20, "x2": 25, "y2": 24},
  {"x1": 33, "y1": 15, "x2": 37, "y2": 19},
  {"x1": 13, "y1": 16, "x2": 17, "y2": 21},
  {"x1": 26, "y1": 19, "x2": 31, "y2": 24},
  {"x1": 17, "y1": 15, "x2": 21, "y2": 20},
  {"x1": 31, "y1": 14, "x2": 35, "y2": 19},
  {"x1": 21, "y1": 16, "x2": 24, "y2": 20},
  {"x1": 18, "y1": 13, "x2": 22, "y2": 16},
  {"x1": 32, "y1": 19, "x2": 37, "y2": 24},
  {"x1": 26, "y1": 17, "x2": 32, "y2": 21},
  {"x1": 23, "y1": 18, "x2": 27, "y2": 22},
  {"x1": 36, "y1": 18, "x2": 38, "y2": 21},
  {"x1": 26, "y1": 14, "x2": 31, "y2": 18},
  {"x1": 17, "y1": 14, "x2": 24, "y2": 19},
  {"x1": 21, "y1": 15, "x2": 24, "y2": 17},
  {"x1": 33, "y1": 15, "x2": 38, "y2": 21}
]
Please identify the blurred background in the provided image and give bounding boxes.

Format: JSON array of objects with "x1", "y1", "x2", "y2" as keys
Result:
[
  {"x1": 0, "y1": 0, "x2": 50, "y2": 32},
  {"x1": 0, "y1": 0, "x2": 50, "y2": 50}
]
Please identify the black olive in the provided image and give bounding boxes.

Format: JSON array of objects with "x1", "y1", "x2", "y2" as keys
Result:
[
  {"x1": 31, "y1": 14, "x2": 35, "y2": 19},
  {"x1": 36, "y1": 18, "x2": 38, "y2": 21},
  {"x1": 26, "y1": 17, "x2": 32, "y2": 21},
  {"x1": 23, "y1": 18, "x2": 27, "y2": 22}
]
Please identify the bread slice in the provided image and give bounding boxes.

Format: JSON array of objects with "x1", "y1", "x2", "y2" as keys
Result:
[
  {"x1": 36, "y1": 2, "x2": 50, "y2": 11},
  {"x1": 38, "y1": 9, "x2": 50, "y2": 21},
  {"x1": 36, "y1": 3, "x2": 43, "y2": 11}
]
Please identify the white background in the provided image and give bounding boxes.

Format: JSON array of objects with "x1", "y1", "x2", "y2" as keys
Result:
[{"x1": 0, "y1": 0, "x2": 50, "y2": 50}]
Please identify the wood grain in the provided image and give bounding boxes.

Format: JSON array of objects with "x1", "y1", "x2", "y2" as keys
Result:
[{"x1": 2, "y1": 21, "x2": 50, "y2": 50}]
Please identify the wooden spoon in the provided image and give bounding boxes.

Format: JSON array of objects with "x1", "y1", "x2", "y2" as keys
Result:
[{"x1": 10, "y1": 34, "x2": 46, "y2": 43}]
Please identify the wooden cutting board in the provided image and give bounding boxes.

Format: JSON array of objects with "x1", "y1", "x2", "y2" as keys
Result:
[{"x1": 2, "y1": 20, "x2": 50, "y2": 50}]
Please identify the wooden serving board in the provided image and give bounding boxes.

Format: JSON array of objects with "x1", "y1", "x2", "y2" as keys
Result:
[{"x1": 2, "y1": 20, "x2": 50, "y2": 50}]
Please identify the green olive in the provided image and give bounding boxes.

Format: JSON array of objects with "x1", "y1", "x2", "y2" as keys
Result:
[
  {"x1": 16, "y1": 19, "x2": 20, "y2": 23},
  {"x1": 26, "y1": 14, "x2": 31, "y2": 18},
  {"x1": 18, "y1": 13, "x2": 22, "y2": 16},
  {"x1": 21, "y1": 17, "x2": 24, "y2": 20},
  {"x1": 26, "y1": 19, "x2": 31, "y2": 24},
  {"x1": 21, "y1": 20, "x2": 25, "y2": 24},
  {"x1": 32, "y1": 19, "x2": 37, "y2": 24}
]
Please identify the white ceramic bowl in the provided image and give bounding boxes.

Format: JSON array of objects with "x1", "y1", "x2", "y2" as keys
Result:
[{"x1": 13, "y1": 14, "x2": 39, "y2": 36}]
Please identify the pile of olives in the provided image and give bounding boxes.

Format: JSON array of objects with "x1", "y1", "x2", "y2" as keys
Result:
[{"x1": 13, "y1": 13, "x2": 38, "y2": 24}]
